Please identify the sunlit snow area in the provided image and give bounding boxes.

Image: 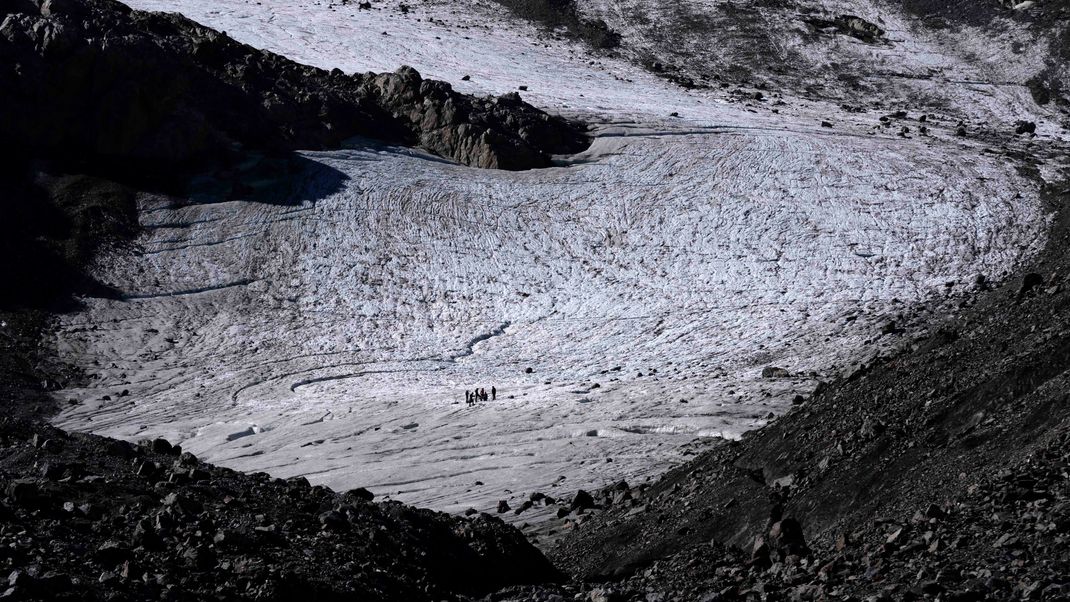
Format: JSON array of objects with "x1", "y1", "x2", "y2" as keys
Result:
[{"x1": 52, "y1": 0, "x2": 1049, "y2": 512}]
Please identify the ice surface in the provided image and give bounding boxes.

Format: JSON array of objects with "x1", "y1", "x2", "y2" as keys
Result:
[{"x1": 52, "y1": 0, "x2": 1048, "y2": 513}]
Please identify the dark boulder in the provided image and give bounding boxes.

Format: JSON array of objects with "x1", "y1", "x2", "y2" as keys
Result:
[
  {"x1": 571, "y1": 490, "x2": 596, "y2": 511},
  {"x1": 38, "y1": 461, "x2": 65, "y2": 480},
  {"x1": 106, "y1": 439, "x2": 134, "y2": 458},
  {"x1": 1018, "y1": 273, "x2": 1044, "y2": 299},
  {"x1": 95, "y1": 541, "x2": 134, "y2": 566},
  {"x1": 345, "y1": 487, "x2": 374, "y2": 502},
  {"x1": 318, "y1": 510, "x2": 348, "y2": 531},
  {"x1": 768, "y1": 517, "x2": 809, "y2": 557},
  {"x1": 6, "y1": 479, "x2": 39, "y2": 506},
  {"x1": 149, "y1": 438, "x2": 175, "y2": 455},
  {"x1": 761, "y1": 366, "x2": 792, "y2": 378}
]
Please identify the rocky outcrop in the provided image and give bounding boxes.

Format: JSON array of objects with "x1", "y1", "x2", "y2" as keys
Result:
[
  {"x1": 0, "y1": 0, "x2": 589, "y2": 174},
  {"x1": 363, "y1": 66, "x2": 587, "y2": 170}
]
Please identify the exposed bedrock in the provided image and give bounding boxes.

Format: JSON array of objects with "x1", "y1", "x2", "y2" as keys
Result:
[{"x1": 0, "y1": 0, "x2": 590, "y2": 175}]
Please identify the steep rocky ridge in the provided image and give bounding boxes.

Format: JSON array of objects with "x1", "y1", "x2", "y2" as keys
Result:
[{"x1": 0, "y1": 0, "x2": 588, "y2": 176}]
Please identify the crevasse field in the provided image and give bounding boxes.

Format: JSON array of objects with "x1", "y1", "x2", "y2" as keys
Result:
[{"x1": 52, "y1": 0, "x2": 1049, "y2": 512}]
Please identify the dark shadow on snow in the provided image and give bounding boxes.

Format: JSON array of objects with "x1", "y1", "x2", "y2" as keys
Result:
[{"x1": 181, "y1": 153, "x2": 350, "y2": 207}]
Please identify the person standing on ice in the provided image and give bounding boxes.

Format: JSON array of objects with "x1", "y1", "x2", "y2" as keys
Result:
[
  {"x1": 491, "y1": 386, "x2": 496, "y2": 401},
  {"x1": 465, "y1": 390, "x2": 472, "y2": 407}
]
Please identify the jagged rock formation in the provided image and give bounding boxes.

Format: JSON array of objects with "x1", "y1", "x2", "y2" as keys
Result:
[
  {"x1": 364, "y1": 66, "x2": 587, "y2": 170},
  {"x1": 0, "y1": 0, "x2": 589, "y2": 174},
  {"x1": 0, "y1": 420, "x2": 560, "y2": 601}
]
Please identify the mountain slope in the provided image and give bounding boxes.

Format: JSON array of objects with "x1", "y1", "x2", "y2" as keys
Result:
[
  {"x1": 42, "y1": 0, "x2": 1056, "y2": 517},
  {"x1": 549, "y1": 178, "x2": 1070, "y2": 588},
  {"x1": 0, "y1": 0, "x2": 588, "y2": 175},
  {"x1": 0, "y1": 419, "x2": 560, "y2": 601},
  {"x1": 2, "y1": 0, "x2": 1069, "y2": 599}
]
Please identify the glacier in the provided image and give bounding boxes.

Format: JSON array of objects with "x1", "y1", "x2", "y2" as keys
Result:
[{"x1": 51, "y1": 0, "x2": 1050, "y2": 513}]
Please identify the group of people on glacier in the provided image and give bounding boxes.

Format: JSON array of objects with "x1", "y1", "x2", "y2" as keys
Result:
[{"x1": 465, "y1": 387, "x2": 496, "y2": 406}]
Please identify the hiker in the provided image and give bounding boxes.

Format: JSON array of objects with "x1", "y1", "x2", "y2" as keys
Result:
[
  {"x1": 491, "y1": 386, "x2": 496, "y2": 401},
  {"x1": 465, "y1": 390, "x2": 471, "y2": 406},
  {"x1": 481, "y1": 388, "x2": 488, "y2": 402}
]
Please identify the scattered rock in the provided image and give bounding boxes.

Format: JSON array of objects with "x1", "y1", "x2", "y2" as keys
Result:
[
  {"x1": 761, "y1": 366, "x2": 791, "y2": 378},
  {"x1": 1018, "y1": 272, "x2": 1044, "y2": 299},
  {"x1": 6, "y1": 480, "x2": 39, "y2": 506},
  {"x1": 571, "y1": 490, "x2": 596, "y2": 511},
  {"x1": 1015, "y1": 120, "x2": 1036, "y2": 135},
  {"x1": 0, "y1": 419, "x2": 561, "y2": 600},
  {"x1": 588, "y1": 587, "x2": 623, "y2": 602},
  {"x1": 149, "y1": 438, "x2": 174, "y2": 455},
  {"x1": 345, "y1": 487, "x2": 375, "y2": 502}
]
